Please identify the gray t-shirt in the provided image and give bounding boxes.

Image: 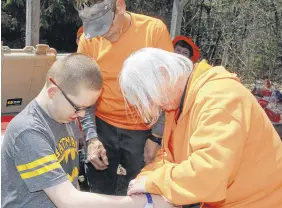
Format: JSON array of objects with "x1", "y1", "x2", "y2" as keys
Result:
[{"x1": 1, "y1": 100, "x2": 80, "y2": 208}]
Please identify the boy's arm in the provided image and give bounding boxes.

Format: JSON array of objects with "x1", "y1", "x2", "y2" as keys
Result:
[{"x1": 45, "y1": 180, "x2": 174, "y2": 208}]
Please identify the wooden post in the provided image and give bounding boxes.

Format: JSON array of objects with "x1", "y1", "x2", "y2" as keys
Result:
[
  {"x1": 170, "y1": 0, "x2": 180, "y2": 39},
  {"x1": 26, "y1": 0, "x2": 40, "y2": 46},
  {"x1": 170, "y1": 0, "x2": 191, "y2": 39}
]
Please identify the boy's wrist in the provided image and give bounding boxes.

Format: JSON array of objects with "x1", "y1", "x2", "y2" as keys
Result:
[{"x1": 144, "y1": 193, "x2": 154, "y2": 208}]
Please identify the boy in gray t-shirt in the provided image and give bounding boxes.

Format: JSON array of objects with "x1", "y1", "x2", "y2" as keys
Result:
[
  {"x1": 1, "y1": 53, "x2": 173, "y2": 208},
  {"x1": 1, "y1": 100, "x2": 80, "y2": 207},
  {"x1": 1, "y1": 53, "x2": 102, "y2": 208}
]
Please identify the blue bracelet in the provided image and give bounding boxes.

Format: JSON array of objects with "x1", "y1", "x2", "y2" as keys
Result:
[{"x1": 144, "y1": 193, "x2": 153, "y2": 208}]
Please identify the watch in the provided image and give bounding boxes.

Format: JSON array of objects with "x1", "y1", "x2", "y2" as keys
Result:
[
  {"x1": 144, "y1": 193, "x2": 153, "y2": 208},
  {"x1": 149, "y1": 134, "x2": 162, "y2": 146}
]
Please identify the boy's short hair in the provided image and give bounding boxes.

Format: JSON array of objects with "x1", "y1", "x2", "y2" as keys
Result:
[{"x1": 46, "y1": 53, "x2": 102, "y2": 95}]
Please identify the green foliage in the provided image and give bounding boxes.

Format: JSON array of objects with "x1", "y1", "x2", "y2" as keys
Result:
[
  {"x1": 180, "y1": 0, "x2": 282, "y2": 81},
  {"x1": 1, "y1": 0, "x2": 281, "y2": 80},
  {"x1": 1, "y1": 0, "x2": 172, "y2": 52},
  {"x1": 1, "y1": 0, "x2": 82, "y2": 51},
  {"x1": 1, "y1": 0, "x2": 26, "y2": 48}
]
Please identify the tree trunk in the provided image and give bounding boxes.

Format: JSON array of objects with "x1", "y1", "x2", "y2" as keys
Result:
[
  {"x1": 170, "y1": 0, "x2": 180, "y2": 38},
  {"x1": 196, "y1": 0, "x2": 205, "y2": 46}
]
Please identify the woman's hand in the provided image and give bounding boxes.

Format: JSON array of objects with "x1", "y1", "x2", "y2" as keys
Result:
[{"x1": 127, "y1": 176, "x2": 147, "y2": 195}]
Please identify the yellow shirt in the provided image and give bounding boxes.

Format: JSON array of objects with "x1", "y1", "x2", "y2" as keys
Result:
[{"x1": 78, "y1": 12, "x2": 173, "y2": 129}]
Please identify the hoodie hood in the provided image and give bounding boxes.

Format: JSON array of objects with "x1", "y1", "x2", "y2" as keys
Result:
[
  {"x1": 173, "y1": 35, "x2": 201, "y2": 63},
  {"x1": 180, "y1": 60, "x2": 240, "y2": 119}
]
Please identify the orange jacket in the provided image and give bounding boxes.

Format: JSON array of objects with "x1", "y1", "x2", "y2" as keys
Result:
[{"x1": 139, "y1": 60, "x2": 282, "y2": 207}]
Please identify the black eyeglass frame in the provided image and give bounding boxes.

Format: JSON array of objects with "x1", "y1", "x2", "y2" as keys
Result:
[{"x1": 49, "y1": 78, "x2": 91, "y2": 113}]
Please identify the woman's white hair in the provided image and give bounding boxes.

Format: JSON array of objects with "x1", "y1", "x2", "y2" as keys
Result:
[{"x1": 119, "y1": 47, "x2": 193, "y2": 126}]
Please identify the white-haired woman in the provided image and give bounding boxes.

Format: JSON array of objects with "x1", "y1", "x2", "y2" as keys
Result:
[{"x1": 119, "y1": 48, "x2": 282, "y2": 208}]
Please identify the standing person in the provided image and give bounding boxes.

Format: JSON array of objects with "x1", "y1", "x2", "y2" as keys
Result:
[
  {"x1": 119, "y1": 48, "x2": 282, "y2": 208},
  {"x1": 75, "y1": 0, "x2": 173, "y2": 195},
  {"x1": 173, "y1": 35, "x2": 200, "y2": 62},
  {"x1": 1, "y1": 53, "x2": 174, "y2": 208}
]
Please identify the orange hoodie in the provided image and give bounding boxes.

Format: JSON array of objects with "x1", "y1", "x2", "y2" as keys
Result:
[{"x1": 138, "y1": 60, "x2": 282, "y2": 207}]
